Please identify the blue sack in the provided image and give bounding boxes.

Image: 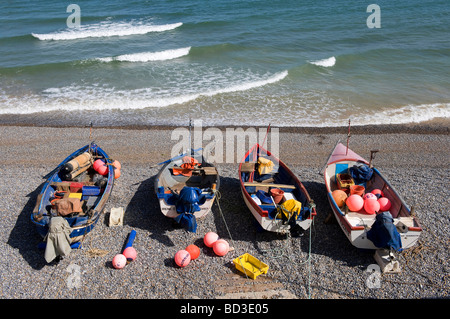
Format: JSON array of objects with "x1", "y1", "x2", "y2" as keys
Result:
[
  {"x1": 168, "y1": 187, "x2": 206, "y2": 233},
  {"x1": 367, "y1": 211, "x2": 402, "y2": 251},
  {"x1": 174, "y1": 213, "x2": 197, "y2": 233},
  {"x1": 349, "y1": 163, "x2": 373, "y2": 184}
]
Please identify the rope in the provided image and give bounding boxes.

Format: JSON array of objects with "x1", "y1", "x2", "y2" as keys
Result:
[{"x1": 212, "y1": 189, "x2": 260, "y2": 298}]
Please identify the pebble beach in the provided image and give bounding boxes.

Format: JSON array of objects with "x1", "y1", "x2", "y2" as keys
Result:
[{"x1": 0, "y1": 123, "x2": 448, "y2": 302}]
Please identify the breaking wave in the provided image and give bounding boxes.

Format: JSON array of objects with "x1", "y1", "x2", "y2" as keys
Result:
[
  {"x1": 0, "y1": 70, "x2": 288, "y2": 114},
  {"x1": 309, "y1": 56, "x2": 336, "y2": 67},
  {"x1": 31, "y1": 21, "x2": 183, "y2": 41},
  {"x1": 96, "y1": 47, "x2": 191, "y2": 63}
]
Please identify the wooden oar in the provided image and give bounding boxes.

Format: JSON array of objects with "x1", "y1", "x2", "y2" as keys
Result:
[{"x1": 243, "y1": 182, "x2": 296, "y2": 189}]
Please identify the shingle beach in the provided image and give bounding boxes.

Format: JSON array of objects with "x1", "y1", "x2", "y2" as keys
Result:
[{"x1": 0, "y1": 123, "x2": 448, "y2": 301}]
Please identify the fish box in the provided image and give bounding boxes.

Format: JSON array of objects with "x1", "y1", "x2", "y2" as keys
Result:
[
  {"x1": 233, "y1": 253, "x2": 269, "y2": 280},
  {"x1": 336, "y1": 173, "x2": 355, "y2": 190},
  {"x1": 82, "y1": 186, "x2": 101, "y2": 196}
]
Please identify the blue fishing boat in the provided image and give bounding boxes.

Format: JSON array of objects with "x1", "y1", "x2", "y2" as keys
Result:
[{"x1": 31, "y1": 143, "x2": 116, "y2": 261}]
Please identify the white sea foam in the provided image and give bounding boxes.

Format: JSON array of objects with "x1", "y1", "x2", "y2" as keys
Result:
[
  {"x1": 96, "y1": 47, "x2": 191, "y2": 63},
  {"x1": 309, "y1": 56, "x2": 336, "y2": 67},
  {"x1": 31, "y1": 21, "x2": 182, "y2": 41},
  {"x1": 0, "y1": 71, "x2": 289, "y2": 114}
]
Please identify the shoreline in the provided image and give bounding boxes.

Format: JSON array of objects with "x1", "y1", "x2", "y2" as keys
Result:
[{"x1": 0, "y1": 117, "x2": 448, "y2": 135}]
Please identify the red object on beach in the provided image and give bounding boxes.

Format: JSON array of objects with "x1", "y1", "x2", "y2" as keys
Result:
[
  {"x1": 123, "y1": 247, "x2": 137, "y2": 262},
  {"x1": 175, "y1": 250, "x2": 191, "y2": 267},
  {"x1": 203, "y1": 232, "x2": 219, "y2": 248},
  {"x1": 112, "y1": 254, "x2": 127, "y2": 269},
  {"x1": 185, "y1": 244, "x2": 200, "y2": 260},
  {"x1": 213, "y1": 239, "x2": 229, "y2": 257}
]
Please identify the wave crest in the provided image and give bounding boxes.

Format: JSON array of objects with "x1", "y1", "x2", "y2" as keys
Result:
[
  {"x1": 309, "y1": 56, "x2": 336, "y2": 67},
  {"x1": 31, "y1": 21, "x2": 182, "y2": 41},
  {"x1": 96, "y1": 47, "x2": 191, "y2": 63}
]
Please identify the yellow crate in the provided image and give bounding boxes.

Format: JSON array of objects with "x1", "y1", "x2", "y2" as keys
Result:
[
  {"x1": 233, "y1": 253, "x2": 269, "y2": 280},
  {"x1": 68, "y1": 192, "x2": 82, "y2": 200}
]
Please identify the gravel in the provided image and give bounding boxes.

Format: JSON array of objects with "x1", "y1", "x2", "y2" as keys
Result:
[{"x1": 0, "y1": 125, "x2": 448, "y2": 300}]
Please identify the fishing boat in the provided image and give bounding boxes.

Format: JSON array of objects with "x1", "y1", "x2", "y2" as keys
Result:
[
  {"x1": 31, "y1": 143, "x2": 116, "y2": 261},
  {"x1": 239, "y1": 143, "x2": 316, "y2": 235},
  {"x1": 155, "y1": 149, "x2": 220, "y2": 232},
  {"x1": 323, "y1": 141, "x2": 422, "y2": 250}
]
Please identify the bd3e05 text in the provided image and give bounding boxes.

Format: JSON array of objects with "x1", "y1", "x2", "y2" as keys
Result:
[{"x1": 180, "y1": 303, "x2": 269, "y2": 316}]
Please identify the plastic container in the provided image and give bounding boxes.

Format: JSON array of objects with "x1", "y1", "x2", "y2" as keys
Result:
[
  {"x1": 82, "y1": 186, "x2": 101, "y2": 196},
  {"x1": 68, "y1": 192, "x2": 82, "y2": 200},
  {"x1": 270, "y1": 188, "x2": 285, "y2": 204},
  {"x1": 350, "y1": 185, "x2": 365, "y2": 196},
  {"x1": 70, "y1": 182, "x2": 84, "y2": 193},
  {"x1": 233, "y1": 253, "x2": 269, "y2": 280}
]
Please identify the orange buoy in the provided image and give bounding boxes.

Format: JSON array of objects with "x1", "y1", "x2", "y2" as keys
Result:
[
  {"x1": 332, "y1": 189, "x2": 348, "y2": 208},
  {"x1": 185, "y1": 244, "x2": 200, "y2": 260}
]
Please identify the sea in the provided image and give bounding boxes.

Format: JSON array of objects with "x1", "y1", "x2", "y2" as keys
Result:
[{"x1": 0, "y1": 0, "x2": 449, "y2": 128}]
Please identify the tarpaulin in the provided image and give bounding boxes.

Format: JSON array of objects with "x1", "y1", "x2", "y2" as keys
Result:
[{"x1": 367, "y1": 211, "x2": 403, "y2": 251}]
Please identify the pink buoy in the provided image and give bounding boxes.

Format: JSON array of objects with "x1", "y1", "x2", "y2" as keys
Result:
[
  {"x1": 112, "y1": 254, "x2": 127, "y2": 269},
  {"x1": 203, "y1": 232, "x2": 219, "y2": 248},
  {"x1": 174, "y1": 250, "x2": 191, "y2": 267},
  {"x1": 371, "y1": 189, "x2": 384, "y2": 198},
  {"x1": 123, "y1": 247, "x2": 137, "y2": 262},
  {"x1": 364, "y1": 198, "x2": 380, "y2": 215},
  {"x1": 213, "y1": 239, "x2": 229, "y2": 257},
  {"x1": 363, "y1": 193, "x2": 377, "y2": 201},
  {"x1": 378, "y1": 197, "x2": 392, "y2": 211},
  {"x1": 346, "y1": 194, "x2": 364, "y2": 212},
  {"x1": 94, "y1": 159, "x2": 108, "y2": 176}
]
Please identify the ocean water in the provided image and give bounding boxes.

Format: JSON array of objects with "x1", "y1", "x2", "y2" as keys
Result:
[{"x1": 0, "y1": 0, "x2": 449, "y2": 127}]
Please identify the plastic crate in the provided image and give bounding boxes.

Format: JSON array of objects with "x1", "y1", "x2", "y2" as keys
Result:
[{"x1": 233, "y1": 253, "x2": 269, "y2": 279}]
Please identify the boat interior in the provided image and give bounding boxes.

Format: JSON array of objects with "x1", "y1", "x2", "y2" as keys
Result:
[
  {"x1": 240, "y1": 151, "x2": 310, "y2": 220},
  {"x1": 156, "y1": 154, "x2": 219, "y2": 202},
  {"x1": 325, "y1": 160, "x2": 418, "y2": 231}
]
